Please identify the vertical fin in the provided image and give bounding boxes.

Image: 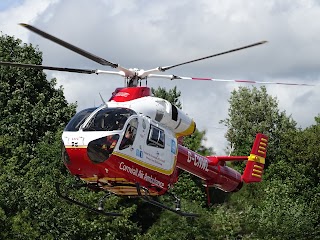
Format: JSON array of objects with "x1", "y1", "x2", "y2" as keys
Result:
[{"x1": 242, "y1": 133, "x2": 268, "y2": 183}]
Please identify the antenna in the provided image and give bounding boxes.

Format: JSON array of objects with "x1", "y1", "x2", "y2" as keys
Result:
[{"x1": 99, "y1": 92, "x2": 107, "y2": 106}]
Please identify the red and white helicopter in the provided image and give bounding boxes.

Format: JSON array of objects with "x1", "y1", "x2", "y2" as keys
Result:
[{"x1": 1, "y1": 23, "x2": 306, "y2": 217}]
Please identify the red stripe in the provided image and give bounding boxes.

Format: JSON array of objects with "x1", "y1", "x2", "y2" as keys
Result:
[
  {"x1": 235, "y1": 80, "x2": 256, "y2": 83},
  {"x1": 191, "y1": 77, "x2": 212, "y2": 81}
]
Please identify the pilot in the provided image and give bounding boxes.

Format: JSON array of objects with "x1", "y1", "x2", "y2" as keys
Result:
[
  {"x1": 120, "y1": 127, "x2": 134, "y2": 149},
  {"x1": 115, "y1": 117, "x2": 127, "y2": 130}
]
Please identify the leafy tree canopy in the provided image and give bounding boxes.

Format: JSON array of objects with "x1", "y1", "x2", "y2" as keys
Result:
[
  {"x1": 220, "y1": 86, "x2": 297, "y2": 168},
  {"x1": 0, "y1": 34, "x2": 76, "y2": 154}
]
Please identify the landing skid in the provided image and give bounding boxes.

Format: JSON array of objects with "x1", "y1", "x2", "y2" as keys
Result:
[
  {"x1": 55, "y1": 181, "x2": 199, "y2": 218},
  {"x1": 55, "y1": 182, "x2": 122, "y2": 217},
  {"x1": 136, "y1": 183, "x2": 199, "y2": 218}
]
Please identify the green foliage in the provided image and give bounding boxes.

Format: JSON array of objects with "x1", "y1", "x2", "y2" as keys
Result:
[
  {"x1": 140, "y1": 201, "x2": 215, "y2": 240},
  {"x1": 220, "y1": 86, "x2": 296, "y2": 170},
  {"x1": 151, "y1": 86, "x2": 182, "y2": 108},
  {"x1": 0, "y1": 34, "x2": 76, "y2": 161},
  {"x1": 246, "y1": 179, "x2": 319, "y2": 239},
  {"x1": 219, "y1": 87, "x2": 320, "y2": 239},
  {"x1": 253, "y1": 116, "x2": 320, "y2": 239}
]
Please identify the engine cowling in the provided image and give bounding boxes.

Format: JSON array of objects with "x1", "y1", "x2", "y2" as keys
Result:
[{"x1": 109, "y1": 96, "x2": 196, "y2": 137}]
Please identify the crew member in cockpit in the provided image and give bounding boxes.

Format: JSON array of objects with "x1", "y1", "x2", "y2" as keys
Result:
[{"x1": 120, "y1": 126, "x2": 134, "y2": 150}]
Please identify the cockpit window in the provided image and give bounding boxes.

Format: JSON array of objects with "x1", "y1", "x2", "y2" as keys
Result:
[
  {"x1": 65, "y1": 107, "x2": 97, "y2": 131},
  {"x1": 83, "y1": 107, "x2": 136, "y2": 131}
]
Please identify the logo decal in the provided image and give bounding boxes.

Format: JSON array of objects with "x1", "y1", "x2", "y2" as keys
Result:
[
  {"x1": 136, "y1": 149, "x2": 143, "y2": 158},
  {"x1": 119, "y1": 162, "x2": 164, "y2": 187},
  {"x1": 171, "y1": 139, "x2": 176, "y2": 154}
]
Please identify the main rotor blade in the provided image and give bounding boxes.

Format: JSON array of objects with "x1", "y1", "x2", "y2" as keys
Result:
[
  {"x1": 183, "y1": 76, "x2": 314, "y2": 86},
  {"x1": 20, "y1": 23, "x2": 118, "y2": 68},
  {"x1": 0, "y1": 61, "x2": 96, "y2": 74},
  {"x1": 147, "y1": 74, "x2": 314, "y2": 86},
  {"x1": 159, "y1": 41, "x2": 267, "y2": 71}
]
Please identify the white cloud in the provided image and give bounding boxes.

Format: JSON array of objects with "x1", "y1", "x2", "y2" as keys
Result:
[{"x1": 0, "y1": 0, "x2": 59, "y2": 40}]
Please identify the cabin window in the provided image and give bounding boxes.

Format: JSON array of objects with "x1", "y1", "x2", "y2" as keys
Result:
[{"x1": 147, "y1": 125, "x2": 165, "y2": 148}]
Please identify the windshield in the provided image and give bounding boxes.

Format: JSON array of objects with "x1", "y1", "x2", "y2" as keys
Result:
[
  {"x1": 83, "y1": 107, "x2": 136, "y2": 131},
  {"x1": 65, "y1": 107, "x2": 97, "y2": 131}
]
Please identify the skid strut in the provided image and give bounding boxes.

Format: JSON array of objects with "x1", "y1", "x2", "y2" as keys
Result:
[
  {"x1": 55, "y1": 182, "x2": 122, "y2": 217},
  {"x1": 55, "y1": 181, "x2": 199, "y2": 217},
  {"x1": 135, "y1": 183, "x2": 199, "y2": 218}
]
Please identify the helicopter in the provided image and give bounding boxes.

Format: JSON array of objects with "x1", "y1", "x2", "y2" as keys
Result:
[{"x1": 2, "y1": 23, "x2": 308, "y2": 217}]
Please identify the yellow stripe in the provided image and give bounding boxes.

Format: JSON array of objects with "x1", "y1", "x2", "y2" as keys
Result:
[
  {"x1": 252, "y1": 173, "x2": 262, "y2": 178},
  {"x1": 258, "y1": 150, "x2": 265, "y2": 155},
  {"x1": 79, "y1": 178, "x2": 161, "y2": 196},
  {"x1": 65, "y1": 145, "x2": 87, "y2": 149},
  {"x1": 259, "y1": 146, "x2": 266, "y2": 151},
  {"x1": 248, "y1": 154, "x2": 265, "y2": 164},
  {"x1": 261, "y1": 138, "x2": 268, "y2": 143},
  {"x1": 104, "y1": 186, "x2": 160, "y2": 196},
  {"x1": 100, "y1": 177, "x2": 128, "y2": 181},
  {"x1": 176, "y1": 120, "x2": 196, "y2": 137},
  {"x1": 253, "y1": 169, "x2": 262, "y2": 174},
  {"x1": 254, "y1": 164, "x2": 263, "y2": 170},
  {"x1": 113, "y1": 151, "x2": 176, "y2": 175},
  {"x1": 81, "y1": 176, "x2": 98, "y2": 182},
  {"x1": 260, "y1": 142, "x2": 267, "y2": 146}
]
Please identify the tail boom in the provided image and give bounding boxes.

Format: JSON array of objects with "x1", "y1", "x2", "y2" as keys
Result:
[
  {"x1": 176, "y1": 145, "x2": 243, "y2": 193},
  {"x1": 175, "y1": 133, "x2": 268, "y2": 193}
]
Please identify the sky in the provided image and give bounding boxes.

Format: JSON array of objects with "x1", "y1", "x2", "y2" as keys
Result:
[{"x1": 1, "y1": 0, "x2": 320, "y2": 154}]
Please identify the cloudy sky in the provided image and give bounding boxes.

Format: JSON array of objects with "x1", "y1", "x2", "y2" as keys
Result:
[{"x1": 1, "y1": 0, "x2": 320, "y2": 154}]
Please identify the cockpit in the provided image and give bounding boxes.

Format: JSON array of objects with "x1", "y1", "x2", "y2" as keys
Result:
[
  {"x1": 64, "y1": 107, "x2": 137, "y2": 132},
  {"x1": 63, "y1": 107, "x2": 138, "y2": 164},
  {"x1": 82, "y1": 107, "x2": 136, "y2": 132}
]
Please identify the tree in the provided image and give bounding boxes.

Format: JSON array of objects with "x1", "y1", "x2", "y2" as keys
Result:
[
  {"x1": 220, "y1": 87, "x2": 320, "y2": 239},
  {"x1": 0, "y1": 34, "x2": 76, "y2": 164},
  {"x1": 151, "y1": 86, "x2": 182, "y2": 108},
  {"x1": 0, "y1": 33, "x2": 143, "y2": 239},
  {"x1": 220, "y1": 86, "x2": 297, "y2": 169},
  {"x1": 251, "y1": 115, "x2": 320, "y2": 239}
]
